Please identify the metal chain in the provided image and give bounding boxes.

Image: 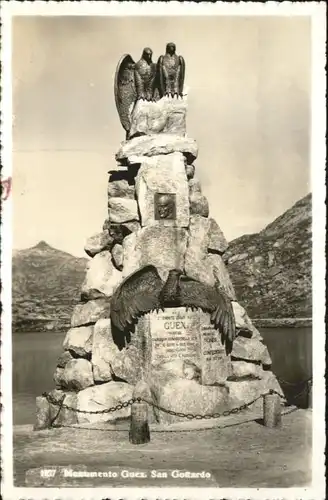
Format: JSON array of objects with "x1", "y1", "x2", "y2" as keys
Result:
[
  {"x1": 276, "y1": 376, "x2": 312, "y2": 387},
  {"x1": 42, "y1": 388, "x2": 282, "y2": 421},
  {"x1": 43, "y1": 393, "x2": 138, "y2": 415}
]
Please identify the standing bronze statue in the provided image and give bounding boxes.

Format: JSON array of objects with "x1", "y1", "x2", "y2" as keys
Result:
[
  {"x1": 157, "y1": 43, "x2": 185, "y2": 98},
  {"x1": 115, "y1": 44, "x2": 186, "y2": 137},
  {"x1": 114, "y1": 48, "x2": 158, "y2": 138},
  {"x1": 134, "y1": 47, "x2": 157, "y2": 101}
]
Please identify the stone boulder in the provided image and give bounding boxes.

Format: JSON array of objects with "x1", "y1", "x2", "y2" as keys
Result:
[
  {"x1": 135, "y1": 152, "x2": 189, "y2": 227},
  {"x1": 185, "y1": 164, "x2": 195, "y2": 179},
  {"x1": 156, "y1": 360, "x2": 201, "y2": 381},
  {"x1": 207, "y1": 218, "x2": 228, "y2": 254},
  {"x1": 53, "y1": 367, "x2": 65, "y2": 388},
  {"x1": 208, "y1": 254, "x2": 237, "y2": 301},
  {"x1": 56, "y1": 350, "x2": 74, "y2": 368},
  {"x1": 48, "y1": 389, "x2": 78, "y2": 427},
  {"x1": 122, "y1": 226, "x2": 188, "y2": 281},
  {"x1": 184, "y1": 215, "x2": 215, "y2": 286},
  {"x1": 231, "y1": 335, "x2": 272, "y2": 366},
  {"x1": 60, "y1": 359, "x2": 94, "y2": 391},
  {"x1": 228, "y1": 361, "x2": 263, "y2": 380},
  {"x1": 226, "y1": 371, "x2": 285, "y2": 410},
  {"x1": 110, "y1": 345, "x2": 143, "y2": 385},
  {"x1": 108, "y1": 197, "x2": 139, "y2": 224},
  {"x1": 81, "y1": 251, "x2": 122, "y2": 300},
  {"x1": 116, "y1": 134, "x2": 198, "y2": 166},
  {"x1": 188, "y1": 177, "x2": 202, "y2": 194},
  {"x1": 91, "y1": 319, "x2": 119, "y2": 383},
  {"x1": 129, "y1": 97, "x2": 187, "y2": 138},
  {"x1": 34, "y1": 396, "x2": 51, "y2": 430},
  {"x1": 107, "y1": 178, "x2": 135, "y2": 199},
  {"x1": 84, "y1": 231, "x2": 114, "y2": 258},
  {"x1": 232, "y1": 302, "x2": 254, "y2": 333},
  {"x1": 189, "y1": 192, "x2": 209, "y2": 217},
  {"x1": 71, "y1": 299, "x2": 111, "y2": 328},
  {"x1": 63, "y1": 326, "x2": 94, "y2": 358},
  {"x1": 111, "y1": 243, "x2": 123, "y2": 270},
  {"x1": 77, "y1": 381, "x2": 134, "y2": 424},
  {"x1": 148, "y1": 370, "x2": 230, "y2": 424},
  {"x1": 105, "y1": 220, "x2": 141, "y2": 245}
]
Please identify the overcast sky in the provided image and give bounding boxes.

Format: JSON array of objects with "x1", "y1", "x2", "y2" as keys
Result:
[{"x1": 12, "y1": 15, "x2": 311, "y2": 257}]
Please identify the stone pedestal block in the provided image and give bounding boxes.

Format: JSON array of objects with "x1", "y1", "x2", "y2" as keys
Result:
[
  {"x1": 116, "y1": 134, "x2": 198, "y2": 165},
  {"x1": 135, "y1": 152, "x2": 189, "y2": 227},
  {"x1": 122, "y1": 226, "x2": 188, "y2": 282},
  {"x1": 129, "y1": 97, "x2": 187, "y2": 138}
]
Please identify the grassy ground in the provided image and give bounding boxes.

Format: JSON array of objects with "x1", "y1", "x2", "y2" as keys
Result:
[{"x1": 14, "y1": 408, "x2": 312, "y2": 488}]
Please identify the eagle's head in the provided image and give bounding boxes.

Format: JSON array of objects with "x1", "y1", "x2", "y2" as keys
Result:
[
  {"x1": 166, "y1": 42, "x2": 176, "y2": 55},
  {"x1": 142, "y1": 47, "x2": 153, "y2": 64}
]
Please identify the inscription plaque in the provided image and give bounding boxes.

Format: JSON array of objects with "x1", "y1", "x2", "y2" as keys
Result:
[
  {"x1": 135, "y1": 307, "x2": 230, "y2": 384},
  {"x1": 150, "y1": 307, "x2": 199, "y2": 366},
  {"x1": 199, "y1": 312, "x2": 230, "y2": 385}
]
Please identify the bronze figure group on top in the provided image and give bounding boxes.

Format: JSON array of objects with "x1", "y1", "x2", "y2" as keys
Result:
[{"x1": 114, "y1": 43, "x2": 185, "y2": 137}]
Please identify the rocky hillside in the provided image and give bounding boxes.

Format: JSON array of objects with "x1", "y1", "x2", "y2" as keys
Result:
[
  {"x1": 12, "y1": 241, "x2": 88, "y2": 332},
  {"x1": 224, "y1": 194, "x2": 312, "y2": 319}
]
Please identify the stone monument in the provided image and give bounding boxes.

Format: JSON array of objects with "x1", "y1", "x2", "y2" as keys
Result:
[{"x1": 36, "y1": 44, "x2": 283, "y2": 428}]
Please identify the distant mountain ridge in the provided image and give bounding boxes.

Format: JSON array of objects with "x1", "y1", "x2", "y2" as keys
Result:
[
  {"x1": 12, "y1": 241, "x2": 88, "y2": 332},
  {"x1": 224, "y1": 193, "x2": 312, "y2": 320}
]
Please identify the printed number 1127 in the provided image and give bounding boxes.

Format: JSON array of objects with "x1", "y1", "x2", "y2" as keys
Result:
[{"x1": 40, "y1": 469, "x2": 56, "y2": 478}]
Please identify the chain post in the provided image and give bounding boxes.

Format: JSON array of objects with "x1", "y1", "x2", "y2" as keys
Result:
[
  {"x1": 34, "y1": 395, "x2": 51, "y2": 430},
  {"x1": 263, "y1": 390, "x2": 282, "y2": 428},
  {"x1": 129, "y1": 401, "x2": 150, "y2": 445}
]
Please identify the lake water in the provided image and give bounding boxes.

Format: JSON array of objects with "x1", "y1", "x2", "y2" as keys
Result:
[{"x1": 12, "y1": 328, "x2": 312, "y2": 425}]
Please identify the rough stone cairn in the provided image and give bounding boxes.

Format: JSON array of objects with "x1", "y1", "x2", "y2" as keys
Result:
[{"x1": 37, "y1": 97, "x2": 283, "y2": 428}]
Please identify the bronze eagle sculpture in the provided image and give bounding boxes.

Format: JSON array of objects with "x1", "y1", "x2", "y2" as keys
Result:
[
  {"x1": 157, "y1": 43, "x2": 185, "y2": 98},
  {"x1": 114, "y1": 48, "x2": 158, "y2": 138},
  {"x1": 110, "y1": 265, "x2": 236, "y2": 352}
]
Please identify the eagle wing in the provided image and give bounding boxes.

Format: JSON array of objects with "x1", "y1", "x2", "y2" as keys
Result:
[
  {"x1": 157, "y1": 55, "x2": 165, "y2": 98},
  {"x1": 110, "y1": 265, "x2": 164, "y2": 331},
  {"x1": 178, "y1": 55, "x2": 185, "y2": 95},
  {"x1": 179, "y1": 275, "x2": 236, "y2": 346},
  {"x1": 114, "y1": 54, "x2": 137, "y2": 134}
]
